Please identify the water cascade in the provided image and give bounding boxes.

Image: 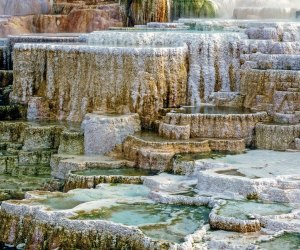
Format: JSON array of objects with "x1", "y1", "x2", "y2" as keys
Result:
[
  {"x1": 121, "y1": 0, "x2": 300, "y2": 26},
  {"x1": 120, "y1": 0, "x2": 170, "y2": 26},
  {"x1": 120, "y1": 0, "x2": 218, "y2": 25},
  {"x1": 171, "y1": 0, "x2": 217, "y2": 20}
]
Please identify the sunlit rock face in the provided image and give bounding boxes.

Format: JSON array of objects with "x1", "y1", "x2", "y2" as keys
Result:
[
  {"x1": 11, "y1": 43, "x2": 188, "y2": 127},
  {"x1": 0, "y1": 0, "x2": 50, "y2": 16},
  {"x1": 0, "y1": 7, "x2": 122, "y2": 38},
  {"x1": 0, "y1": 1, "x2": 122, "y2": 38},
  {"x1": 88, "y1": 31, "x2": 246, "y2": 106},
  {"x1": 163, "y1": 112, "x2": 268, "y2": 145},
  {"x1": 33, "y1": 6, "x2": 122, "y2": 33},
  {"x1": 241, "y1": 70, "x2": 300, "y2": 114},
  {"x1": 82, "y1": 113, "x2": 141, "y2": 155},
  {"x1": 255, "y1": 123, "x2": 300, "y2": 150}
]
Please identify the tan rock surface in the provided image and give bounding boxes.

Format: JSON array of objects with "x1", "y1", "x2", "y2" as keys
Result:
[{"x1": 11, "y1": 43, "x2": 188, "y2": 127}]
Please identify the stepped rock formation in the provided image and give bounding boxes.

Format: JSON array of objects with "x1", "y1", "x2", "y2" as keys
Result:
[
  {"x1": 82, "y1": 113, "x2": 141, "y2": 154},
  {"x1": 9, "y1": 31, "x2": 247, "y2": 127},
  {"x1": 162, "y1": 112, "x2": 268, "y2": 145},
  {"x1": 11, "y1": 43, "x2": 188, "y2": 126},
  {"x1": 1, "y1": 5, "x2": 300, "y2": 247},
  {"x1": 241, "y1": 70, "x2": 300, "y2": 114},
  {"x1": 0, "y1": 0, "x2": 122, "y2": 37},
  {"x1": 88, "y1": 31, "x2": 245, "y2": 105},
  {"x1": 255, "y1": 123, "x2": 300, "y2": 150},
  {"x1": 33, "y1": 6, "x2": 122, "y2": 33}
]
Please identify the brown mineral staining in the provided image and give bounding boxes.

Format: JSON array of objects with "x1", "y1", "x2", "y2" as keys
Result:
[
  {"x1": 0, "y1": 0, "x2": 121, "y2": 38},
  {"x1": 11, "y1": 44, "x2": 188, "y2": 127}
]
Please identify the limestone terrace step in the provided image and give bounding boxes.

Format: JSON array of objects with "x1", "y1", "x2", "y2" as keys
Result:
[
  {"x1": 239, "y1": 40, "x2": 300, "y2": 55},
  {"x1": 242, "y1": 53, "x2": 300, "y2": 70}
]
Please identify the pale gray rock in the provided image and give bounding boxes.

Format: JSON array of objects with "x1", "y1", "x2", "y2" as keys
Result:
[
  {"x1": 159, "y1": 122, "x2": 190, "y2": 140},
  {"x1": 82, "y1": 113, "x2": 141, "y2": 155}
]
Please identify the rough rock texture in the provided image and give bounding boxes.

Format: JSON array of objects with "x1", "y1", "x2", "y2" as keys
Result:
[
  {"x1": 82, "y1": 113, "x2": 141, "y2": 155},
  {"x1": 0, "y1": 121, "x2": 67, "y2": 169},
  {"x1": 209, "y1": 206, "x2": 261, "y2": 233},
  {"x1": 58, "y1": 130, "x2": 84, "y2": 155},
  {"x1": 240, "y1": 40, "x2": 300, "y2": 55},
  {"x1": 0, "y1": 3, "x2": 121, "y2": 37},
  {"x1": 0, "y1": 121, "x2": 64, "y2": 201},
  {"x1": 163, "y1": 112, "x2": 268, "y2": 145},
  {"x1": 50, "y1": 154, "x2": 132, "y2": 179},
  {"x1": 22, "y1": 125, "x2": 64, "y2": 151},
  {"x1": 0, "y1": 121, "x2": 29, "y2": 143},
  {"x1": 241, "y1": 70, "x2": 300, "y2": 114},
  {"x1": 11, "y1": 43, "x2": 188, "y2": 127},
  {"x1": 0, "y1": 206, "x2": 168, "y2": 250},
  {"x1": 33, "y1": 7, "x2": 122, "y2": 33},
  {"x1": 207, "y1": 138, "x2": 245, "y2": 152},
  {"x1": 255, "y1": 123, "x2": 300, "y2": 150},
  {"x1": 243, "y1": 53, "x2": 300, "y2": 71},
  {"x1": 88, "y1": 31, "x2": 246, "y2": 105},
  {"x1": 123, "y1": 134, "x2": 211, "y2": 171},
  {"x1": 64, "y1": 173, "x2": 143, "y2": 191},
  {"x1": 159, "y1": 122, "x2": 190, "y2": 140}
]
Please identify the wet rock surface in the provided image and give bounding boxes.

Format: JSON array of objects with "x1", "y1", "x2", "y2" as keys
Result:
[{"x1": 0, "y1": 13, "x2": 299, "y2": 250}]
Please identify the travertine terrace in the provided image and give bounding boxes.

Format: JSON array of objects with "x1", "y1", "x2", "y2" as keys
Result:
[{"x1": 0, "y1": 0, "x2": 299, "y2": 250}]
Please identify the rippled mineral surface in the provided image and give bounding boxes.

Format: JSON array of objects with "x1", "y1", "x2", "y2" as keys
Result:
[{"x1": 0, "y1": 0, "x2": 300, "y2": 249}]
